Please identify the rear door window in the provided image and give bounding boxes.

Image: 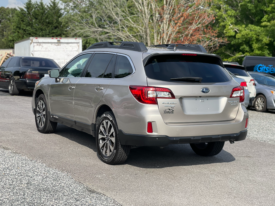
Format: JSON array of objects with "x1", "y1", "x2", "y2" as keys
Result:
[
  {"x1": 250, "y1": 74, "x2": 266, "y2": 84},
  {"x1": 224, "y1": 66, "x2": 249, "y2": 77},
  {"x1": 85, "y1": 53, "x2": 114, "y2": 78},
  {"x1": 145, "y1": 55, "x2": 231, "y2": 83},
  {"x1": 114, "y1": 55, "x2": 133, "y2": 78}
]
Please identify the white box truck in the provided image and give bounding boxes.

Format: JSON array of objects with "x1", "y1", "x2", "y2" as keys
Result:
[{"x1": 14, "y1": 37, "x2": 82, "y2": 67}]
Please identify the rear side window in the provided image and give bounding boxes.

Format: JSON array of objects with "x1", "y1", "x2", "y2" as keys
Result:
[
  {"x1": 114, "y1": 55, "x2": 133, "y2": 78},
  {"x1": 21, "y1": 58, "x2": 59, "y2": 68},
  {"x1": 244, "y1": 57, "x2": 275, "y2": 74},
  {"x1": 145, "y1": 55, "x2": 231, "y2": 83},
  {"x1": 7, "y1": 57, "x2": 20, "y2": 67},
  {"x1": 1, "y1": 58, "x2": 11, "y2": 67},
  {"x1": 85, "y1": 53, "x2": 113, "y2": 78},
  {"x1": 225, "y1": 66, "x2": 249, "y2": 77}
]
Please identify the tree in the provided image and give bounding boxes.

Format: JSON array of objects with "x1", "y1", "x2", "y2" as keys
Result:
[
  {"x1": 212, "y1": 0, "x2": 275, "y2": 63},
  {"x1": 60, "y1": 0, "x2": 224, "y2": 51},
  {"x1": 0, "y1": 7, "x2": 17, "y2": 48},
  {"x1": 4, "y1": 0, "x2": 67, "y2": 48}
]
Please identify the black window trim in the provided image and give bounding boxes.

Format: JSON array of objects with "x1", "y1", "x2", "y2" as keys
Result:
[
  {"x1": 79, "y1": 51, "x2": 136, "y2": 78},
  {"x1": 81, "y1": 52, "x2": 116, "y2": 78}
]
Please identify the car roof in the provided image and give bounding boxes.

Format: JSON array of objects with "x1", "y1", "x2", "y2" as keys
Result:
[{"x1": 223, "y1": 62, "x2": 245, "y2": 69}]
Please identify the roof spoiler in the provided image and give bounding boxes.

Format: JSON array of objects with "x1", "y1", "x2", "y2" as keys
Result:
[
  {"x1": 151, "y1": 44, "x2": 207, "y2": 53},
  {"x1": 87, "y1": 41, "x2": 148, "y2": 52}
]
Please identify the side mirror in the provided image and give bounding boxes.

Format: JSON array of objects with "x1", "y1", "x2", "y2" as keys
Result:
[{"x1": 49, "y1": 70, "x2": 59, "y2": 78}]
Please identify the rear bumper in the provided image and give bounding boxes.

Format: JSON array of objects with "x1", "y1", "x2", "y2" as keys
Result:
[
  {"x1": 119, "y1": 130, "x2": 247, "y2": 147},
  {"x1": 16, "y1": 79, "x2": 37, "y2": 91}
]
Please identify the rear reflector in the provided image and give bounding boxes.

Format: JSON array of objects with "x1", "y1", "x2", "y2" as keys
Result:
[
  {"x1": 230, "y1": 86, "x2": 245, "y2": 102},
  {"x1": 129, "y1": 86, "x2": 175, "y2": 104},
  {"x1": 245, "y1": 118, "x2": 248, "y2": 128},
  {"x1": 147, "y1": 122, "x2": 153, "y2": 133}
]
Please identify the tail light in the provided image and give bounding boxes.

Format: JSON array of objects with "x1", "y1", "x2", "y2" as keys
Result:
[
  {"x1": 23, "y1": 72, "x2": 40, "y2": 80},
  {"x1": 245, "y1": 118, "x2": 248, "y2": 128},
  {"x1": 250, "y1": 79, "x2": 256, "y2": 86},
  {"x1": 147, "y1": 122, "x2": 153, "y2": 133},
  {"x1": 240, "y1": 81, "x2": 247, "y2": 89},
  {"x1": 129, "y1": 86, "x2": 175, "y2": 104},
  {"x1": 230, "y1": 86, "x2": 244, "y2": 102}
]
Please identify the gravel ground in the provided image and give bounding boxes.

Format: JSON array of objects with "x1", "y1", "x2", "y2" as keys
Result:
[
  {"x1": 248, "y1": 109, "x2": 275, "y2": 144},
  {"x1": 0, "y1": 147, "x2": 120, "y2": 206}
]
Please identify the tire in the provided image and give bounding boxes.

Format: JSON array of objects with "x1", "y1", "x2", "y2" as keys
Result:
[
  {"x1": 35, "y1": 94, "x2": 57, "y2": 133},
  {"x1": 8, "y1": 78, "x2": 19, "y2": 95},
  {"x1": 254, "y1": 95, "x2": 267, "y2": 112},
  {"x1": 96, "y1": 111, "x2": 130, "y2": 165},
  {"x1": 190, "y1": 141, "x2": 225, "y2": 156}
]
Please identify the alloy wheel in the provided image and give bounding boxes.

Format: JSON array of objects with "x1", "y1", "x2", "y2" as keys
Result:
[
  {"x1": 36, "y1": 100, "x2": 46, "y2": 128},
  {"x1": 255, "y1": 97, "x2": 265, "y2": 111},
  {"x1": 98, "y1": 120, "x2": 116, "y2": 157}
]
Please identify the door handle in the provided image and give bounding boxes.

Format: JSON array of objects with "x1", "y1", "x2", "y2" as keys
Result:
[
  {"x1": 68, "y1": 86, "x2": 75, "y2": 91},
  {"x1": 95, "y1": 86, "x2": 104, "y2": 91}
]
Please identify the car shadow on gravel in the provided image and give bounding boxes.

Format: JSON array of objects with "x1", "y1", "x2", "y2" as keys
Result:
[
  {"x1": 126, "y1": 145, "x2": 235, "y2": 168},
  {"x1": 0, "y1": 89, "x2": 33, "y2": 97},
  {"x1": 54, "y1": 125, "x2": 235, "y2": 168}
]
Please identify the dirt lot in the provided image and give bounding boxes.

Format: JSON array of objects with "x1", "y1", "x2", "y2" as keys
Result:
[{"x1": 0, "y1": 89, "x2": 274, "y2": 206}]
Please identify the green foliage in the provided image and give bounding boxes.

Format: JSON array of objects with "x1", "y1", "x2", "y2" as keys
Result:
[
  {"x1": 212, "y1": 0, "x2": 275, "y2": 63},
  {"x1": 0, "y1": 7, "x2": 17, "y2": 48},
  {"x1": 4, "y1": 0, "x2": 67, "y2": 48}
]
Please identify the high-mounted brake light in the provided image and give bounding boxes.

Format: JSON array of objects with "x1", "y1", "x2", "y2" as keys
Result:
[
  {"x1": 129, "y1": 86, "x2": 175, "y2": 104},
  {"x1": 181, "y1": 54, "x2": 197, "y2": 56},
  {"x1": 230, "y1": 86, "x2": 244, "y2": 102}
]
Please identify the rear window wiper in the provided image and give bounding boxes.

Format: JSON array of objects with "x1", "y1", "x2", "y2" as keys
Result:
[{"x1": 170, "y1": 77, "x2": 202, "y2": 82}]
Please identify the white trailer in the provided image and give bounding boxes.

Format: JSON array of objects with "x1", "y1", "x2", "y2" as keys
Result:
[{"x1": 14, "y1": 37, "x2": 82, "y2": 67}]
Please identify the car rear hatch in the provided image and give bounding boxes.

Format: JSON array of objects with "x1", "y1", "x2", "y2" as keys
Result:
[{"x1": 143, "y1": 54, "x2": 242, "y2": 124}]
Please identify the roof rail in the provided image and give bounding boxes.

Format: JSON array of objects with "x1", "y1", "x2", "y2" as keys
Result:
[
  {"x1": 151, "y1": 44, "x2": 207, "y2": 53},
  {"x1": 87, "y1": 41, "x2": 148, "y2": 52}
]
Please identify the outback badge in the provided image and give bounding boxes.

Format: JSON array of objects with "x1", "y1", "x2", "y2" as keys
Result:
[{"x1": 201, "y1": 87, "x2": 210, "y2": 93}]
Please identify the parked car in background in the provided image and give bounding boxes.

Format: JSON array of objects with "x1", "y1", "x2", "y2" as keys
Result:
[
  {"x1": 249, "y1": 72, "x2": 275, "y2": 112},
  {"x1": 229, "y1": 72, "x2": 250, "y2": 108},
  {"x1": 0, "y1": 56, "x2": 60, "y2": 95},
  {"x1": 32, "y1": 41, "x2": 248, "y2": 165},
  {"x1": 223, "y1": 62, "x2": 256, "y2": 106},
  {"x1": 243, "y1": 56, "x2": 275, "y2": 76}
]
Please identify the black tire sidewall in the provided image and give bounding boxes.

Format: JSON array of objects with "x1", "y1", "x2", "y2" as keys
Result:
[
  {"x1": 96, "y1": 112, "x2": 119, "y2": 164},
  {"x1": 35, "y1": 94, "x2": 49, "y2": 132}
]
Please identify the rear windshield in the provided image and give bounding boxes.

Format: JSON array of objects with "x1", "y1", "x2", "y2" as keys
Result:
[
  {"x1": 224, "y1": 66, "x2": 249, "y2": 77},
  {"x1": 244, "y1": 57, "x2": 275, "y2": 74},
  {"x1": 21, "y1": 58, "x2": 59, "y2": 68},
  {"x1": 144, "y1": 55, "x2": 231, "y2": 83}
]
